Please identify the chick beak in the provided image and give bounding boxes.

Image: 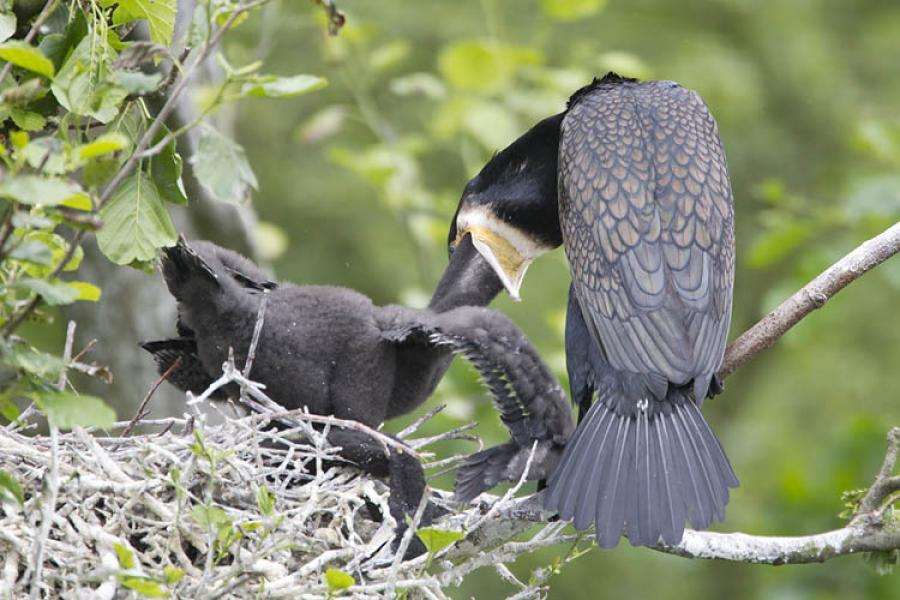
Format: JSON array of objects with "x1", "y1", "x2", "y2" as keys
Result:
[{"x1": 458, "y1": 225, "x2": 533, "y2": 301}]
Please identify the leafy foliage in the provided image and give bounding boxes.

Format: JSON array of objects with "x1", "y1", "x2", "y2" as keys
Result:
[
  {"x1": 0, "y1": 2, "x2": 325, "y2": 433},
  {"x1": 324, "y1": 568, "x2": 355, "y2": 596}
]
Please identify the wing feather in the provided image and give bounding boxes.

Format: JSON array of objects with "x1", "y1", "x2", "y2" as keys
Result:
[{"x1": 559, "y1": 80, "x2": 734, "y2": 392}]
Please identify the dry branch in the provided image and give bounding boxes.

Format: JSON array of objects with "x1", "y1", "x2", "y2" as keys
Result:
[{"x1": 719, "y1": 221, "x2": 900, "y2": 378}]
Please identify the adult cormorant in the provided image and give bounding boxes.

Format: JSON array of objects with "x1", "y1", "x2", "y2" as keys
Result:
[
  {"x1": 142, "y1": 237, "x2": 573, "y2": 551},
  {"x1": 447, "y1": 73, "x2": 738, "y2": 547}
]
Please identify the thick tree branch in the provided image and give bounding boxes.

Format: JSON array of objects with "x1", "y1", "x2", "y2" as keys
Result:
[
  {"x1": 444, "y1": 426, "x2": 900, "y2": 565},
  {"x1": 719, "y1": 222, "x2": 900, "y2": 379}
]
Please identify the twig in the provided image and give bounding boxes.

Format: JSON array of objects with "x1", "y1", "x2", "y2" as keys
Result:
[
  {"x1": 396, "y1": 404, "x2": 446, "y2": 439},
  {"x1": 57, "y1": 321, "x2": 76, "y2": 389},
  {"x1": 29, "y1": 320, "x2": 74, "y2": 599},
  {"x1": 242, "y1": 291, "x2": 269, "y2": 378},
  {"x1": 720, "y1": 222, "x2": 900, "y2": 379},
  {"x1": 122, "y1": 357, "x2": 183, "y2": 437},
  {"x1": 389, "y1": 490, "x2": 431, "y2": 589},
  {"x1": 859, "y1": 427, "x2": 900, "y2": 514},
  {"x1": 71, "y1": 338, "x2": 98, "y2": 363}
]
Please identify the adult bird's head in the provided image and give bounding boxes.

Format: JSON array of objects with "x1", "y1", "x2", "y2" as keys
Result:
[{"x1": 448, "y1": 113, "x2": 565, "y2": 301}]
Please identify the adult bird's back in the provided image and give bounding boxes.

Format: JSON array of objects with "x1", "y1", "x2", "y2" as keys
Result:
[
  {"x1": 447, "y1": 73, "x2": 739, "y2": 547},
  {"x1": 546, "y1": 75, "x2": 739, "y2": 547}
]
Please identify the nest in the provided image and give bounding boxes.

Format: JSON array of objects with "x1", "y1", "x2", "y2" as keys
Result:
[{"x1": 0, "y1": 396, "x2": 576, "y2": 599}]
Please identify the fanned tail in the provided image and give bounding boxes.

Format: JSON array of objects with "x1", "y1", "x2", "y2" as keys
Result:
[{"x1": 544, "y1": 387, "x2": 738, "y2": 548}]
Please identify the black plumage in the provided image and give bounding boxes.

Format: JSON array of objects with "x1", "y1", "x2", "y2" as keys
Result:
[
  {"x1": 446, "y1": 73, "x2": 738, "y2": 547},
  {"x1": 142, "y1": 236, "x2": 572, "y2": 550}
]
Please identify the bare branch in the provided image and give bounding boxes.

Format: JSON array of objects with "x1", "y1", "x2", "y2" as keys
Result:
[
  {"x1": 122, "y1": 357, "x2": 183, "y2": 437},
  {"x1": 720, "y1": 222, "x2": 900, "y2": 379},
  {"x1": 28, "y1": 320, "x2": 75, "y2": 598}
]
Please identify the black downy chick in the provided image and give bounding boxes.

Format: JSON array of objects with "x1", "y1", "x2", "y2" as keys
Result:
[{"x1": 142, "y1": 236, "x2": 573, "y2": 552}]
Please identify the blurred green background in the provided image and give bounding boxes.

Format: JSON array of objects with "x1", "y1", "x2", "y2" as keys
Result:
[{"x1": 216, "y1": 0, "x2": 900, "y2": 597}]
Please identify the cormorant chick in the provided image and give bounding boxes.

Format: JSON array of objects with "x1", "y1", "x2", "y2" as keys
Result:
[{"x1": 143, "y1": 237, "x2": 573, "y2": 553}]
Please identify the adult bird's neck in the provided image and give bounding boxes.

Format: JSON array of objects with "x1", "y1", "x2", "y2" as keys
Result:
[{"x1": 428, "y1": 234, "x2": 504, "y2": 312}]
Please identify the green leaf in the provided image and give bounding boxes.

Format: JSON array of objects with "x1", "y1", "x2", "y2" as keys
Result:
[
  {"x1": 416, "y1": 527, "x2": 464, "y2": 554},
  {"x1": 0, "y1": 397, "x2": 20, "y2": 421},
  {"x1": 539, "y1": 0, "x2": 606, "y2": 21},
  {"x1": 865, "y1": 548, "x2": 900, "y2": 576},
  {"x1": 62, "y1": 193, "x2": 94, "y2": 211},
  {"x1": 460, "y1": 100, "x2": 519, "y2": 150},
  {"x1": 747, "y1": 219, "x2": 815, "y2": 269},
  {"x1": 110, "y1": 70, "x2": 162, "y2": 95},
  {"x1": 119, "y1": 576, "x2": 169, "y2": 598},
  {"x1": 0, "y1": 175, "x2": 83, "y2": 206},
  {"x1": 78, "y1": 133, "x2": 129, "y2": 159},
  {"x1": 294, "y1": 106, "x2": 347, "y2": 143},
  {"x1": 97, "y1": 169, "x2": 177, "y2": 265},
  {"x1": 324, "y1": 568, "x2": 355, "y2": 592},
  {"x1": 23, "y1": 137, "x2": 67, "y2": 175},
  {"x1": 255, "y1": 221, "x2": 288, "y2": 261},
  {"x1": 188, "y1": 3, "x2": 209, "y2": 48},
  {"x1": 437, "y1": 40, "x2": 541, "y2": 94},
  {"x1": 10, "y1": 130, "x2": 28, "y2": 148},
  {"x1": 4, "y1": 345, "x2": 64, "y2": 378},
  {"x1": 19, "y1": 231, "x2": 83, "y2": 275},
  {"x1": 15, "y1": 278, "x2": 79, "y2": 305},
  {"x1": 191, "y1": 505, "x2": 232, "y2": 531},
  {"x1": 32, "y1": 388, "x2": 116, "y2": 430},
  {"x1": 114, "y1": 543, "x2": 136, "y2": 569},
  {"x1": 390, "y1": 73, "x2": 446, "y2": 99},
  {"x1": 0, "y1": 41, "x2": 55, "y2": 78},
  {"x1": 256, "y1": 485, "x2": 275, "y2": 516},
  {"x1": 240, "y1": 74, "x2": 327, "y2": 99},
  {"x1": 190, "y1": 128, "x2": 257, "y2": 204},
  {"x1": 67, "y1": 281, "x2": 101, "y2": 302},
  {"x1": 369, "y1": 41, "x2": 410, "y2": 72},
  {"x1": 91, "y1": 84, "x2": 129, "y2": 124},
  {"x1": 163, "y1": 565, "x2": 185, "y2": 585},
  {"x1": 38, "y1": 33, "x2": 69, "y2": 70},
  {"x1": 108, "y1": 0, "x2": 177, "y2": 47},
  {"x1": 149, "y1": 131, "x2": 187, "y2": 205},
  {"x1": 8, "y1": 239, "x2": 54, "y2": 265},
  {"x1": 0, "y1": 469, "x2": 24, "y2": 506},
  {"x1": 51, "y1": 35, "x2": 126, "y2": 124},
  {"x1": 84, "y1": 157, "x2": 120, "y2": 188},
  {"x1": 0, "y1": 77, "x2": 46, "y2": 106},
  {"x1": 9, "y1": 109, "x2": 46, "y2": 131},
  {"x1": 215, "y1": 9, "x2": 249, "y2": 29},
  {"x1": 0, "y1": 12, "x2": 15, "y2": 43}
]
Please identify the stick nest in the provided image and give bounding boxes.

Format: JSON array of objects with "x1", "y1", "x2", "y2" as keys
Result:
[{"x1": 0, "y1": 403, "x2": 572, "y2": 599}]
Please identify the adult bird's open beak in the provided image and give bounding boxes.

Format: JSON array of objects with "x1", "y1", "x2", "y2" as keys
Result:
[
  {"x1": 452, "y1": 204, "x2": 545, "y2": 301},
  {"x1": 459, "y1": 225, "x2": 532, "y2": 301}
]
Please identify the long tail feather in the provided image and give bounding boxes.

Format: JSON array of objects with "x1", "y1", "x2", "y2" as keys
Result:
[{"x1": 546, "y1": 388, "x2": 737, "y2": 547}]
